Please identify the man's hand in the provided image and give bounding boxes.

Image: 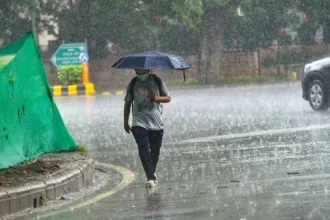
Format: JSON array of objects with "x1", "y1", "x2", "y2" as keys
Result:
[
  {"x1": 151, "y1": 90, "x2": 159, "y2": 102},
  {"x1": 124, "y1": 123, "x2": 131, "y2": 134},
  {"x1": 152, "y1": 90, "x2": 171, "y2": 103}
]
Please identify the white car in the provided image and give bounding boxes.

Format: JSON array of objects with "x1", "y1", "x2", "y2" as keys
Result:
[{"x1": 302, "y1": 56, "x2": 330, "y2": 111}]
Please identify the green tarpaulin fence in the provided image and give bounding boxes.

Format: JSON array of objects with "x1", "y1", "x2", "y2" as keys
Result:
[{"x1": 0, "y1": 31, "x2": 77, "y2": 168}]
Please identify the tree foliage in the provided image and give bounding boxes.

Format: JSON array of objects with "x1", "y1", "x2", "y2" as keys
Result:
[
  {"x1": 0, "y1": 0, "x2": 38, "y2": 45},
  {"x1": 223, "y1": 0, "x2": 294, "y2": 49},
  {"x1": 296, "y1": 0, "x2": 330, "y2": 44},
  {"x1": 2, "y1": 0, "x2": 330, "y2": 56},
  {"x1": 43, "y1": 0, "x2": 202, "y2": 57}
]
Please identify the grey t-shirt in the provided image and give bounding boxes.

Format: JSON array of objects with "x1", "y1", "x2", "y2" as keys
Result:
[{"x1": 124, "y1": 75, "x2": 169, "y2": 131}]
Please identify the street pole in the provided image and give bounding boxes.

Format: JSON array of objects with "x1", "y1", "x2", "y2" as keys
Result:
[
  {"x1": 82, "y1": 62, "x2": 90, "y2": 84},
  {"x1": 83, "y1": 38, "x2": 90, "y2": 84},
  {"x1": 31, "y1": 8, "x2": 39, "y2": 45}
]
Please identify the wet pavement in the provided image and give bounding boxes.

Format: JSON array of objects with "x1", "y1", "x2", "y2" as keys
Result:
[{"x1": 22, "y1": 82, "x2": 330, "y2": 219}]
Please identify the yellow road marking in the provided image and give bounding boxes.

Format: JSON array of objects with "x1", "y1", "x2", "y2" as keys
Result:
[
  {"x1": 102, "y1": 91, "x2": 110, "y2": 96},
  {"x1": 37, "y1": 162, "x2": 135, "y2": 219},
  {"x1": 116, "y1": 90, "x2": 124, "y2": 95}
]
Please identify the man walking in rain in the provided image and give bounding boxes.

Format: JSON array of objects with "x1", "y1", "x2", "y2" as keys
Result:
[{"x1": 124, "y1": 69, "x2": 171, "y2": 187}]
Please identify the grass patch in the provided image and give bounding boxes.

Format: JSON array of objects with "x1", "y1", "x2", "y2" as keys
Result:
[
  {"x1": 76, "y1": 146, "x2": 88, "y2": 154},
  {"x1": 41, "y1": 191, "x2": 47, "y2": 205},
  {"x1": 167, "y1": 78, "x2": 200, "y2": 86},
  {"x1": 166, "y1": 75, "x2": 291, "y2": 86},
  {"x1": 216, "y1": 75, "x2": 289, "y2": 84}
]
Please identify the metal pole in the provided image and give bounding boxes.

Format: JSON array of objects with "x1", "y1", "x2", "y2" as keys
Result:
[
  {"x1": 32, "y1": 11, "x2": 36, "y2": 37},
  {"x1": 31, "y1": 8, "x2": 39, "y2": 45}
]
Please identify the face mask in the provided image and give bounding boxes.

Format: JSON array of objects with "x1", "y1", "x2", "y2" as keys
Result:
[{"x1": 136, "y1": 73, "x2": 149, "y2": 81}]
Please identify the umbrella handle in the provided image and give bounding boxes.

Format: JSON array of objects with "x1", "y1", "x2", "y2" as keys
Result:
[{"x1": 183, "y1": 70, "x2": 186, "y2": 82}]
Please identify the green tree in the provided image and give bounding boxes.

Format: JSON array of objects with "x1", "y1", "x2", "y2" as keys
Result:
[
  {"x1": 0, "y1": 0, "x2": 61, "y2": 46},
  {"x1": 198, "y1": 0, "x2": 296, "y2": 83},
  {"x1": 36, "y1": 0, "x2": 150, "y2": 57},
  {"x1": 0, "y1": 0, "x2": 36, "y2": 45},
  {"x1": 156, "y1": 0, "x2": 203, "y2": 54},
  {"x1": 295, "y1": 0, "x2": 330, "y2": 44},
  {"x1": 41, "y1": 0, "x2": 202, "y2": 58},
  {"x1": 2, "y1": 0, "x2": 300, "y2": 84},
  {"x1": 297, "y1": 22, "x2": 317, "y2": 45},
  {"x1": 224, "y1": 0, "x2": 291, "y2": 49}
]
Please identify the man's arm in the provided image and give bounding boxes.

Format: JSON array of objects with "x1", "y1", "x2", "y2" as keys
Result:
[
  {"x1": 124, "y1": 101, "x2": 131, "y2": 134},
  {"x1": 153, "y1": 78, "x2": 171, "y2": 103},
  {"x1": 152, "y1": 91, "x2": 171, "y2": 103}
]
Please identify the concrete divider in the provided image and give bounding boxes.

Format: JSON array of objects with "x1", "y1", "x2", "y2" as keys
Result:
[
  {"x1": 51, "y1": 85, "x2": 126, "y2": 97},
  {"x1": 0, "y1": 158, "x2": 94, "y2": 218},
  {"x1": 52, "y1": 83, "x2": 96, "y2": 96}
]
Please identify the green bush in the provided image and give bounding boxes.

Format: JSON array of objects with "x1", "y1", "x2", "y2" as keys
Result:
[
  {"x1": 58, "y1": 65, "x2": 82, "y2": 86},
  {"x1": 77, "y1": 146, "x2": 88, "y2": 153}
]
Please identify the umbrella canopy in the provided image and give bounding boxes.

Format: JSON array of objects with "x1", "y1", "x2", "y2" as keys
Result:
[{"x1": 112, "y1": 51, "x2": 191, "y2": 70}]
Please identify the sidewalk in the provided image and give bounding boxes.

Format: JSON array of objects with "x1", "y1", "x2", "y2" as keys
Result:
[{"x1": 0, "y1": 152, "x2": 94, "y2": 219}]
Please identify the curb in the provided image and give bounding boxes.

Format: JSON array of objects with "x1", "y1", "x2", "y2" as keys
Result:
[
  {"x1": 52, "y1": 83, "x2": 96, "y2": 96},
  {"x1": 0, "y1": 158, "x2": 94, "y2": 219},
  {"x1": 32, "y1": 162, "x2": 136, "y2": 219}
]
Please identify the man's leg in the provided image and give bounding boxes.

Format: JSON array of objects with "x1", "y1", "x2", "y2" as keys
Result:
[
  {"x1": 131, "y1": 126, "x2": 155, "y2": 181},
  {"x1": 149, "y1": 129, "x2": 164, "y2": 173}
]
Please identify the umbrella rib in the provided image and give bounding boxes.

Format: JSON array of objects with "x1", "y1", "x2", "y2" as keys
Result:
[
  {"x1": 143, "y1": 56, "x2": 147, "y2": 69},
  {"x1": 168, "y1": 57, "x2": 178, "y2": 69}
]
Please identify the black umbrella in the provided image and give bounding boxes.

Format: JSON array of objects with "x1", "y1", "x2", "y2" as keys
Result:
[{"x1": 112, "y1": 51, "x2": 192, "y2": 80}]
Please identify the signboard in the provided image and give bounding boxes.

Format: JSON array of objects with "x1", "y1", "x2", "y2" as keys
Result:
[
  {"x1": 79, "y1": 53, "x2": 89, "y2": 63},
  {"x1": 50, "y1": 43, "x2": 87, "y2": 67}
]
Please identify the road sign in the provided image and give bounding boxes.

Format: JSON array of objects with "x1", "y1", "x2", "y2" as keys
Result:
[
  {"x1": 79, "y1": 53, "x2": 89, "y2": 63},
  {"x1": 50, "y1": 43, "x2": 87, "y2": 67}
]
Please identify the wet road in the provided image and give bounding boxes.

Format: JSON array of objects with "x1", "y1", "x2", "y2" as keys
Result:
[{"x1": 25, "y1": 83, "x2": 330, "y2": 219}]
